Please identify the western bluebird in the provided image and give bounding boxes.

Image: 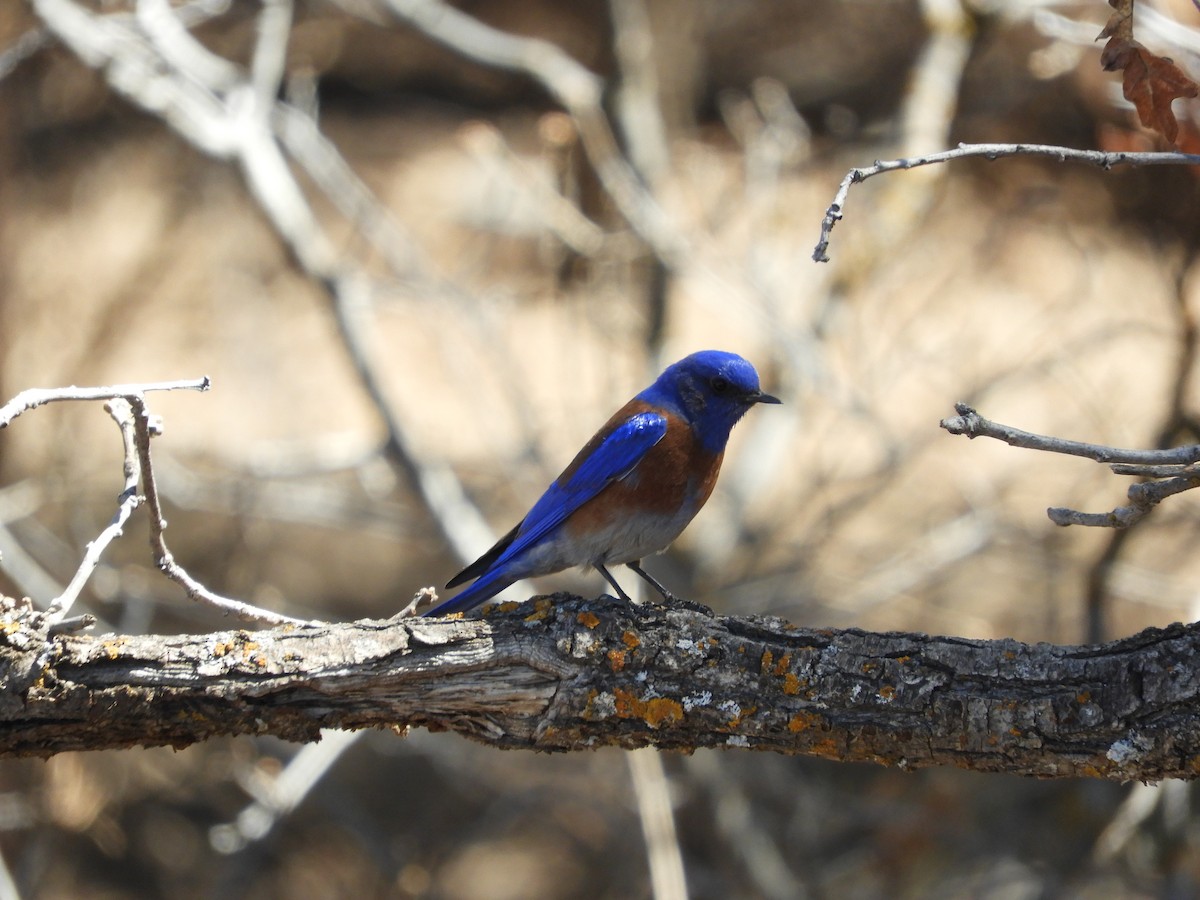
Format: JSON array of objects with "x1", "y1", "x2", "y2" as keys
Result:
[{"x1": 424, "y1": 350, "x2": 780, "y2": 617}]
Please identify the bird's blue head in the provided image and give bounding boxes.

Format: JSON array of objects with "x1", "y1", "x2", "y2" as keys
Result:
[{"x1": 638, "y1": 350, "x2": 780, "y2": 453}]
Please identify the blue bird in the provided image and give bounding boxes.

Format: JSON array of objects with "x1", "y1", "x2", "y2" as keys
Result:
[{"x1": 424, "y1": 350, "x2": 780, "y2": 617}]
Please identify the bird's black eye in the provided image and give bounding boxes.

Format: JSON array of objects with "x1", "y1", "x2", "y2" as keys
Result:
[{"x1": 710, "y1": 376, "x2": 730, "y2": 394}]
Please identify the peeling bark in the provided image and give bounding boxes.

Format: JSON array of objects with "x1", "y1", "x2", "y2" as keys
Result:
[{"x1": 1, "y1": 594, "x2": 1197, "y2": 780}]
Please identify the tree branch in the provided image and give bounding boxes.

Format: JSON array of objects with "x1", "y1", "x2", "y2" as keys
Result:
[
  {"x1": 0, "y1": 377, "x2": 210, "y2": 429},
  {"x1": 42, "y1": 399, "x2": 143, "y2": 627},
  {"x1": 4, "y1": 593, "x2": 1199, "y2": 781},
  {"x1": 813, "y1": 142, "x2": 1200, "y2": 263},
  {"x1": 941, "y1": 402, "x2": 1200, "y2": 465},
  {"x1": 941, "y1": 402, "x2": 1200, "y2": 528}
]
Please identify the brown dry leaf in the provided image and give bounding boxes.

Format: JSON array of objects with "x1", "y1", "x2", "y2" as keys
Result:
[
  {"x1": 1098, "y1": 0, "x2": 1135, "y2": 44},
  {"x1": 1097, "y1": 0, "x2": 1199, "y2": 145}
]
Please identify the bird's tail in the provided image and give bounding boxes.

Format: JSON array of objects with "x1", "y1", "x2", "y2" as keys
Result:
[{"x1": 422, "y1": 569, "x2": 517, "y2": 617}]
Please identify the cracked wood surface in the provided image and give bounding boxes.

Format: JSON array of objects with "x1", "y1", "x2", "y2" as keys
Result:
[{"x1": 0, "y1": 594, "x2": 1197, "y2": 780}]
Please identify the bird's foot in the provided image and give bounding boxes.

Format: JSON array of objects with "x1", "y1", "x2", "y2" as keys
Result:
[
  {"x1": 655, "y1": 594, "x2": 714, "y2": 616},
  {"x1": 597, "y1": 592, "x2": 634, "y2": 606}
]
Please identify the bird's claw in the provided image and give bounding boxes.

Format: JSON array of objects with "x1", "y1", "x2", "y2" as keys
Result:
[{"x1": 657, "y1": 594, "x2": 714, "y2": 616}]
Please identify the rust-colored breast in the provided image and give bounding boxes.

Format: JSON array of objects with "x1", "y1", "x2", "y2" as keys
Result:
[{"x1": 566, "y1": 404, "x2": 724, "y2": 535}]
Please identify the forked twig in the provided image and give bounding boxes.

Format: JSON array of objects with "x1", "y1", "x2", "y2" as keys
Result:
[
  {"x1": 43, "y1": 399, "x2": 144, "y2": 626},
  {"x1": 941, "y1": 402, "x2": 1200, "y2": 528},
  {"x1": 127, "y1": 394, "x2": 309, "y2": 626},
  {"x1": 2, "y1": 378, "x2": 306, "y2": 626},
  {"x1": 0, "y1": 377, "x2": 210, "y2": 429}
]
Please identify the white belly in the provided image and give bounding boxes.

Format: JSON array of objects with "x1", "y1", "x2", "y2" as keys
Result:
[{"x1": 517, "y1": 506, "x2": 698, "y2": 577}]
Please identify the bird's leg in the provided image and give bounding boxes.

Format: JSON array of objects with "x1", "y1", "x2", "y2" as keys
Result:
[
  {"x1": 627, "y1": 561, "x2": 714, "y2": 615},
  {"x1": 626, "y1": 560, "x2": 677, "y2": 602},
  {"x1": 595, "y1": 563, "x2": 634, "y2": 603}
]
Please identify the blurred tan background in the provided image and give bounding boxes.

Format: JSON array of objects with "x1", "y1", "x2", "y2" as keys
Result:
[{"x1": 3, "y1": 0, "x2": 1200, "y2": 896}]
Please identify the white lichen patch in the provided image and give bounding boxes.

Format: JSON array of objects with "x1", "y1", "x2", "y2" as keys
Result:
[
  {"x1": 1106, "y1": 732, "x2": 1154, "y2": 765},
  {"x1": 590, "y1": 691, "x2": 616, "y2": 719}
]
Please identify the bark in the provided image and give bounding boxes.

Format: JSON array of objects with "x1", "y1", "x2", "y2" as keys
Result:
[{"x1": 1, "y1": 594, "x2": 1197, "y2": 780}]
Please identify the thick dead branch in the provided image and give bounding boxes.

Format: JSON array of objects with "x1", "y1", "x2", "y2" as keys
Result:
[{"x1": 2, "y1": 594, "x2": 1199, "y2": 781}]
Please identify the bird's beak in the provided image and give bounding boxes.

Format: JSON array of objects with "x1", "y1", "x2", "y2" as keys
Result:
[{"x1": 751, "y1": 390, "x2": 781, "y2": 405}]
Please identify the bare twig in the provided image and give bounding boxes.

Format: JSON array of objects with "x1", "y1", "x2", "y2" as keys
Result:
[
  {"x1": 1110, "y1": 461, "x2": 1200, "y2": 477},
  {"x1": 813, "y1": 143, "x2": 1200, "y2": 262},
  {"x1": 1047, "y1": 476, "x2": 1200, "y2": 528},
  {"x1": 941, "y1": 402, "x2": 1200, "y2": 465},
  {"x1": 43, "y1": 400, "x2": 144, "y2": 626},
  {"x1": 825, "y1": 0, "x2": 975, "y2": 279},
  {"x1": 1, "y1": 376, "x2": 302, "y2": 626},
  {"x1": 47, "y1": 614, "x2": 97, "y2": 635},
  {"x1": 941, "y1": 403, "x2": 1200, "y2": 529},
  {"x1": 0, "y1": 377, "x2": 210, "y2": 429},
  {"x1": 127, "y1": 395, "x2": 308, "y2": 626}
]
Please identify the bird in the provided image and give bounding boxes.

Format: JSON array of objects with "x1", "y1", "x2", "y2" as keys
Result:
[{"x1": 423, "y1": 350, "x2": 780, "y2": 617}]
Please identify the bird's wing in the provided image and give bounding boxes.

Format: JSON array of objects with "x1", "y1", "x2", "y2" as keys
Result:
[
  {"x1": 501, "y1": 410, "x2": 668, "y2": 568},
  {"x1": 427, "y1": 411, "x2": 667, "y2": 617},
  {"x1": 476, "y1": 410, "x2": 669, "y2": 579}
]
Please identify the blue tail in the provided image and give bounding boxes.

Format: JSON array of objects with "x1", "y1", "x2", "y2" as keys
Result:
[{"x1": 422, "y1": 568, "x2": 517, "y2": 617}]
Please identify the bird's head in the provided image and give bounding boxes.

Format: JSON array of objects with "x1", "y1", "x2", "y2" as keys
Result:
[{"x1": 639, "y1": 350, "x2": 780, "y2": 452}]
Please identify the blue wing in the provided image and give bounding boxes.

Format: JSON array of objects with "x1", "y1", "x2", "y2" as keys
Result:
[
  {"x1": 424, "y1": 411, "x2": 668, "y2": 616},
  {"x1": 521, "y1": 411, "x2": 668, "y2": 546}
]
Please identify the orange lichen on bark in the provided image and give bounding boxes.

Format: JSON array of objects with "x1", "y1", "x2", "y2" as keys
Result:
[
  {"x1": 1076, "y1": 760, "x2": 1116, "y2": 779},
  {"x1": 613, "y1": 688, "x2": 684, "y2": 728},
  {"x1": 787, "y1": 710, "x2": 824, "y2": 733},
  {"x1": 522, "y1": 599, "x2": 553, "y2": 622}
]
